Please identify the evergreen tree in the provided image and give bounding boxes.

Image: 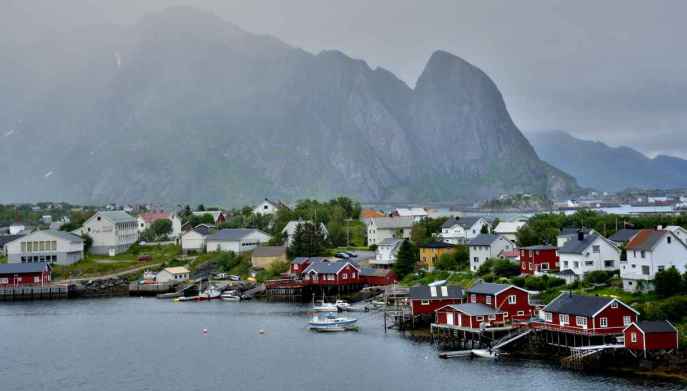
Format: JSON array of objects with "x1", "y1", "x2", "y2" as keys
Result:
[
  {"x1": 393, "y1": 239, "x2": 417, "y2": 279},
  {"x1": 655, "y1": 266, "x2": 683, "y2": 298},
  {"x1": 288, "y1": 222, "x2": 326, "y2": 257}
]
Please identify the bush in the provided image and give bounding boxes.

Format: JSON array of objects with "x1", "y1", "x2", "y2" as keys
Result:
[
  {"x1": 524, "y1": 276, "x2": 547, "y2": 291},
  {"x1": 654, "y1": 267, "x2": 684, "y2": 298},
  {"x1": 492, "y1": 259, "x2": 520, "y2": 277},
  {"x1": 435, "y1": 253, "x2": 458, "y2": 271},
  {"x1": 584, "y1": 270, "x2": 616, "y2": 285}
]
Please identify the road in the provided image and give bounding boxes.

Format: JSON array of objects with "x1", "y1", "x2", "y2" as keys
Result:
[{"x1": 55, "y1": 262, "x2": 163, "y2": 284}]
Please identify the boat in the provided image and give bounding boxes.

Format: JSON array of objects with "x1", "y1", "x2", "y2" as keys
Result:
[
  {"x1": 308, "y1": 312, "x2": 358, "y2": 332},
  {"x1": 313, "y1": 302, "x2": 338, "y2": 312},
  {"x1": 335, "y1": 299, "x2": 351, "y2": 311},
  {"x1": 221, "y1": 291, "x2": 241, "y2": 302},
  {"x1": 471, "y1": 349, "x2": 498, "y2": 359},
  {"x1": 174, "y1": 295, "x2": 198, "y2": 302},
  {"x1": 195, "y1": 285, "x2": 222, "y2": 301}
]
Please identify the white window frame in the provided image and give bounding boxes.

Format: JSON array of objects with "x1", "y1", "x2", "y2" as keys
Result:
[
  {"x1": 488, "y1": 314, "x2": 496, "y2": 321},
  {"x1": 576, "y1": 316, "x2": 587, "y2": 328},
  {"x1": 508, "y1": 295, "x2": 516, "y2": 305},
  {"x1": 600, "y1": 317, "x2": 608, "y2": 328},
  {"x1": 476, "y1": 316, "x2": 484, "y2": 321},
  {"x1": 517, "y1": 310, "x2": 525, "y2": 316},
  {"x1": 486, "y1": 296, "x2": 492, "y2": 305},
  {"x1": 631, "y1": 332, "x2": 637, "y2": 343},
  {"x1": 623, "y1": 316, "x2": 632, "y2": 326},
  {"x1": 420, "y1": 299, "x2": 430, "y2": 305},
  {"x1": 611, "y1": 301, "x2": 618, "y2": 309},
  {"x1": 471, "y1": 294, "x2": 476, "y2": 303},
  {"x1": 544, "y1": 312, "x2": 553, "y2": 322},
  {"x1": 559, "y1": 314, "x2": 569, "y2": 325}
]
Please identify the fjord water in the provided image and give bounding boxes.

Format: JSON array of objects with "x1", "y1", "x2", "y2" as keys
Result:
[{"x1": 0, "y1": 299, "x2": 680, "y2": 391}]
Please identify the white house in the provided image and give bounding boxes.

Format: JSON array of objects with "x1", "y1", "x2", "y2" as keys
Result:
[
  {"x1": 558, "y1": 231, "x2": 620, "y2": 277},
  {"x1": 81, "y1": 211, "x2": 138, "y2": 256},
  {"x1": 621, "y1": 229, "x2": 687, "y2": 292},
  {"x1": 181, "y1": 224, "x2": 215, "y2": 253},
  {"x1": 282, "y1": 220, "x2": 329, "y2": 246},
  {"x1": 366, "y1": 217, "x2": 414, "y2": 246},
  {"x1": 156, "y1": 267, "x2": 191, "y2": 283},
  {"x1": 253, "y1": 199, "x2": 285, "y2": 216},
  {"x1": 137, "y1": 211, "x2": 183, "y2": 239},
  {"x1": 467, "y1": 234, "x2": 515, "y2": 272},
  {"x1": 206, "y1": 229, "x2": 272, "y2": 253},
  {"x1": 439, "y1": 217, "x2": 490, "y2": 245},
  {"x1": 371, "y1": 238, "x2": 403, "y2": 267},
  {"x1": 493, "y1": 221, "x2": 526, "y2": 242},
  {"x1": 391, "y1": 208, "x2": 428, "y2": 222},
  {"x1": 9, "y1": 224, "x2": 27, "y2": 235},
  {"x1": 664, "y1": 226, "x2": 687, "y2": 244},
  {"x1": 6, "y1": 230, "x2": 84, "y2": 265}
]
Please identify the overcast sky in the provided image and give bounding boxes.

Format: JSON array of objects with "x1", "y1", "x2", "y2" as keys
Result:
[{"x1": 8, "y1": 0, "x2": 687, "y2": 158}]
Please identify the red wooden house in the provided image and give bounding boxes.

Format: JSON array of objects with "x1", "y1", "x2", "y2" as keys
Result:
[
  {"x1": 408, "y1": 285, "x2": 464, "y2": 317},
  {"x1": 465, "y1": 282, "x2": 534, "y2": 321},
  {"x1": 624, "y1": 321, "x2": 679, "y2": 357},
  {"x1": 534, "y1": 293, "x2": 638, "y2": 336},
  {"x1": 0, "y1": 263, "x2": 52, "y2": 286},
  {"x1": 360, "y1": 268, "x2": 397, "y2": 286},
  {"x1": 435, "y1": 303, "x2": 507, "y2": 330},
  {"x1": 519, "y1": 245, "x2": 559, "y2": 275},
  {"x1": 290, "y1": 257, "x2": 315, "y2": 275},
  {"x1": 301, "y1": 260, "x2": 362, "y2": 286}
]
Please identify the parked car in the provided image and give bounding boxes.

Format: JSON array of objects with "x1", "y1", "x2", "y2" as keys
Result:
[
  {"x1": 228, "y1": 275, "x2": 241, "y2": 281},
  {"x1": 334, "y1": 252, "x2": 350, "y2": 259},
  {"x1": 344, "y1": 252, "x2": 357, "y2": 258},
  {"x1": 137, "y1": 255, "x2": 152, "y2": 262}
]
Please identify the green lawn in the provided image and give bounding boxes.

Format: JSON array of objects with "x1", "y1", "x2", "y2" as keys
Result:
[{"x1": 0, "y1": 256, "x2": 7, "y2": 264}]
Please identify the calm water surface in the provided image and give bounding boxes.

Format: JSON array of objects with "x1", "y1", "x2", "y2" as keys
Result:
[{"x1": 0, "y1": 298, "x2": 682, "y2": 391}]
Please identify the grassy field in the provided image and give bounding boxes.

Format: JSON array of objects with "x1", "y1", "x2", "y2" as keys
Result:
[
  {"x1": 52, "y1": 244, "x2": 182, "y2": 280},
  {"x1": 0, "y1": 256, "x2": 7, "y2": 264}
]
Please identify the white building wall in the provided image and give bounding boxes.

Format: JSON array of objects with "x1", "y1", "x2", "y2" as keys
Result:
[
  {"x1": 621, "y1": 232, "x2": 687, "y2": 291},
  {"x1": 559, "y1": 237, "x2": 620, "y2": 276}
]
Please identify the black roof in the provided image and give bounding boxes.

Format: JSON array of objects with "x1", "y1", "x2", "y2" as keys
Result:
[
  {"x1": 543, "y1": 293, "x2": 616, "y2": 317},
  {"x1": 467, "y1": 282, "x2": 512, "y2": 295},
  {"x1": 468, "y1": 234, "x2": 501, "y2": 246},
  {"x1": 446, "y1": 303, "x2": 502, "y2": 316},
  {"x1": 409, "y1": 285, "x2": 464, "y2": 300},
  {"x1": 0, "y1": 263, "x2": 51, "y2": 274},
  {"x1": 560, "y1": 228, "x2": 593, "y2": 236},
  {"x1": 558, "y1": 233, "x2": 602, "y2": 254},
  {"x1": 521, "y1": 245, "x2": 557, "y2": 251},
  {"x1": 634, "y1": 320, "x2": 677, "y2": 333},
  {"x1": 609, "y1": 229, "x2": 640, "y2": 243},
  {"x1": 0, "y1": 234, "x2": 23, "y2": 247}
]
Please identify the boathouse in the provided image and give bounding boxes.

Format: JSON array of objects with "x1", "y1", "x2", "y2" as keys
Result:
[
  {"x1": 624, "y1": 321, "x2": 679, "y2": 357},
  {"x1": 0, "y1": 262, "x2": 52, "y2": 286},
  {"x1": 435, "y1": 303, "x2": 507, "y2": 330},
  {"x1": 519, "y1": 245, "x2": 559, "y2": 275},
  {"x1": 465, "y1": 282, "x2": 534, "y2": 321},
  {"x1": 360, "y1": 267, "x2": 397, "y2": 286},
  {"x1": 302, "y1": 260, "x2": 362, "y2": 287},
  {"x1": 533, "y1": 293, "x2": 638, "y2": 336},
  {"x1": 408, "y1": 285, "x2": 464, "y2": 318}
]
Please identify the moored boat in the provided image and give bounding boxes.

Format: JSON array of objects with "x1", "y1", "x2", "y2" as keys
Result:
[
  {"x1": 471, "y1": 349, "x2": 498, "y2": 359},
  {"x1": 308, "y1": 312, "x2": 358, "y2": 332}
]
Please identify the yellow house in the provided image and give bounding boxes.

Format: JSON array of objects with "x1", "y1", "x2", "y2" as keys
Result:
[
  {"x1": 251, "y1": 246, "x2": 288, "y2": 269},
  {"x1": 417, "y1": 242, "x2": 456, "y2": 271}
]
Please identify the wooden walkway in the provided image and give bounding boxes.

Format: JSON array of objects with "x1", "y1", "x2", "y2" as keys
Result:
[{"x1": 0, "y1": 285, "x2": 69, "y2": 300}]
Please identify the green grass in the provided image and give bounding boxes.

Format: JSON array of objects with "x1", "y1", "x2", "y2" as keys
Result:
[
  {"x1": 0, "y1": 256, "x2": 7, "y2": 264},
  {"x1": 400, "y1": 270, "x2": 477, "y2": 287}
]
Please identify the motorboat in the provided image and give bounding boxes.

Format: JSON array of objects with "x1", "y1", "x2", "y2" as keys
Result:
[
  {"x1": 221, "y1": 291, "x2": 241, "y2": 302},
  {"x1": 471, "y1": 349, "x2": 498, "y2": 359},
  {"x1": 195, "y1": 286, "x2": 222, "y2": 301},
  {"x1": 335, "y1": 300, "x2": 351, "y2": 311},
  {"x1": 309, "y1": 312, "x2": 358, "y2": 332},
  {"x1": 313, "y1": 302, "x2": 338, "y2": 312}
]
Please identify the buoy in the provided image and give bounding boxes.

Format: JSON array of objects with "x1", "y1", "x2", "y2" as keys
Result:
[
  {"x1": 258, "y1": 329, "x2": 265, "y2": 335},
  {"x1": 202, "y1": 328, "x2": 208, "y2": 335}
]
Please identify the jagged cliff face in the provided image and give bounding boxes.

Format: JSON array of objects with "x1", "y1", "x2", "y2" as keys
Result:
[{"x1": 0, "y1": 7, "x2": 577, "y2": 206}]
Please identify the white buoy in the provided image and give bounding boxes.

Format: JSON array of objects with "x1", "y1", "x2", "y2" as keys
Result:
[
  {"x1": 202, "y1": 328, "x2": 208, "y2": 335},
  {"x1": 258, "y1": 329, "x2": 265, "y2": 335}
]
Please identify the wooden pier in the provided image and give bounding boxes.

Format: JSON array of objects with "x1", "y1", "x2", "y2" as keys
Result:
[
  {"x1": 129, "y1": 282, "x2": 177, "y2": 296},
  {"x1": 0, "y1": 285, "x2": 69, "y2": 300}
]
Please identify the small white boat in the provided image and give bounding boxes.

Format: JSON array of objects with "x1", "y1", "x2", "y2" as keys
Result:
[
  {"x1": 313, "y1": 303, "x2": 338, "y2": 312},
  {"x1": 471, "y1": 349, "x2": 498, "y2": 359},
  {"x1": 196, "y1": 286, "x2": 222, "y2": 301},
  {"x1": 335, "y1": 299, "x2": 351, "y2": 311},
  {"x1": 309, "y1": 313, "x2": 358, "y2": 332},
  {"x1": 221, "y1": 293, "x2": 241, "y2": 302}
]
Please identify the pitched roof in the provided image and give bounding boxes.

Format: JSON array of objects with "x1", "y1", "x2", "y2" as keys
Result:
[
  {"x1": 192, "y1": 210, "x2": 224, "y2": 221},
  {"x1": 252, "y1": 246, "x2": 287, "y2": 257},
  {"x1": 468, "y1": 234, "x2": 501, "y2": 246},
  {"x1": 467, "y1": 282, "x2": 511, "y2": 295},
  {"x1": 291, "y1": 256, "x2": 326, "y2": 265},
  {"x1": 206, "y1": 228, "x2": 267, "y2": 242},
  {"x1": 191, "y1": 224, "x2": 215, "y2": 236},
  {"x1": 633, "y1": 320, "x2": 677, "y2": 334},
  {"x1": 626, "y1": 229, "x2": 668, "y2": 251},
  {"x1": 96, "y1": 210, "x2": 137, "y2": 224},
  {"x1": 417, "y1": 241, "x2": 455, "y2": 249},
  {"x1": 369, "y1": 217, "x2": 414, "y2": 229},
  {"x1": 0, "y1": 262, "x2": 51, "y2": 274},
  {"x1": 360, "y1": 267, "x2": 394, "y2": 277},
  {"x1": 560, "y1": 228, "x2": 594, "y2": 236},
  {"x1": 41, "y1": 230, "x2": 83, "y2": 243},
  {"x1": 302, "y1": 260, "x2": 358, "y2": 274},
  {"x1": 442, "y1": 217, "x2": 483, "y2": 229},
  {"x1": 445, "y1": 303, "x2": 502, "y2": 316},
  {"x1": 393, "y1": 208, "x2": 428, "y2": 217},
  {"x1": 494, "y1": 221, "x2": 526, "y2": 234},
  {"x1": 139, "y1": 211, "x2": 171, "y2": 224},
  {"x1": 408, "y1": 285, "x2": 464, "y2": 300},
  {"x1": 0, "y1": 234, "x2": 24, "y2": 247},
  {"x1": 543, "y1": 293, "x2": 614, "y2": 317},
  {"x1": 609, "y1": 229, "x2": 640, "y2": 243},
  {"x1": 162, "y1": 267, "x2": 190, "y2": 274},
  {"x1": 558, "y1": 233, "x2": 602, "y2": 254},
  {"x1": 521, "y1": 245, "x2": 557, "y2": 251},
  {"x1": 360, "y1": 209, "x2": 385, "y2": 219}
]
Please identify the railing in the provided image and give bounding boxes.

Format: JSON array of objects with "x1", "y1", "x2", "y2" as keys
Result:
[
  {"x1": 529, "y1": 320, "x2": 625, "y2": 336},
  {"x1": 265, "y1": 278, "x2": 304, "y2": 289}
]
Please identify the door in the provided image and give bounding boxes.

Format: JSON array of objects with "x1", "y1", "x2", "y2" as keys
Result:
[{"x1": 446, "y1": 312, "x2": 454, "y2": 325}]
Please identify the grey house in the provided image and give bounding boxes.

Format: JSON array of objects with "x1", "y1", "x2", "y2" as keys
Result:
[{"x1": 5, "y1": 230, "x2": 84, "y2": 265}]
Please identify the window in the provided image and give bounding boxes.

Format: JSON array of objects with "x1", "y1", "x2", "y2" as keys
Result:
[
  {"x1": 517, "y1": 310, "x2": 525, "y2": 316},
  {"x1": 576, "y1": 316, "x2": 587, "y2": 328},
  {"x1": 544, "y1": 312, "x2": 553, "y2": 322},
  {"x1": 631, "y1": 332, "x2": 637, "y2": 343},
  {"x1": 667, "y1": 236, "x2": 672, "y2": 244},
  {"x1": 342, "y1": 273, "x2": 348, "y2": 280},
  {"x1": 641, "y1": 266, "x2": 650, "y2": 275},
  {"x1": 0, "y1": 278, "x2": 8, "y2": 284},
  {"x1": 563, "y1": 261, "x2": 569, "y2": 267},
  {"x1": 293, "y1": 264, "x2": 299, "y2": 271},
  {"x1": 600, "y1": 317, "x2": 608, "y2": 328},
  {"x1": 573, "y1": 261, "x2": 579, "y2": 268},
  {"x1": 658, "y1": 266, "x2": 665, "y2": 272},
  {"x1": 623, "y1": 316, "x2": 632, "y2": 326},
  {"x1": 486, "y1": 296, "x2": 492, "y2": 305},
  {"x1": 604, "y1": 260, "x2": 614, "y2": 268},
  {"x1": 488, "y1": 314, "x2": 496, "y2": 321},
  {"x1": 473, "y1": 257, "x2": 479, "y2": 263},
  {"x1": 508, "y1": 295, "x2": 517, "y2": 304},
  {"x1": 503, "y1": 312, "x2": 509, "y2": 318},
  {"x1": 541, "y1": 263, "x2": 549, "y2": 270},
  {"x1": 421, "y1": 299, "x2": 430, "y2": 305},
  {"x1": 641, "y1": 251, "x2": 646, "y2": 259},
  {"x1": 476, "y1": 316, "x2": 484, "y2": 321},
  {"x1": 611, "y1": 301, "x2": 618, "y2": 309},
  {"x1": 592, "y1": 245, "x2": 600, "y2": 253},
  {"x1": 585, "y1": 261, "x2": 594, "y2": 266},
  {"x1": 470, "y1": 294, "x2": 476, "y2": 303},
  {"x1": 559, "y1": 314, "x2": 569, "y2": 325}
]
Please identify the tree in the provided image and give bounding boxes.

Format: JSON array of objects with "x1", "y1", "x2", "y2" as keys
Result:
[
  {"x1": 288, "y1": 222, "x2": 327, "y2": 257},
  {"x1": 393, "y1": 239, "x2": 417, "y2": 280},
  {"x1": 81, "y1": 234, "x2": 93, "y2": 253},
  {"x1": 654, "y1": 266, "x2": 683, "y2": 298},
  {"x1": 435, "y1": 253, "x2": 458, "y2": 271},
  {"x1": 189, "y1": 213, "x2": 214, "y2": 227},
  {"x1": 150, "y1": 219, "x2": 172, "y2": 238},
  {"x1": 197, "y1": 204, "x2": 205, "y2": 211}
]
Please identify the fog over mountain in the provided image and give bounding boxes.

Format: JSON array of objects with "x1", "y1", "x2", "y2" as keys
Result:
[
  {"x1": 529, "y1": 130, "x2": 687, "y2": 192},
  {"x1": 0, "y1": 7, "x2": 577, "y2": 206}
]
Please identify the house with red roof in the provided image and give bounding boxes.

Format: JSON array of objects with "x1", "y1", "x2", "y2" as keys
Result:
[{"x1": 621, "y1": 229, "x2": 687, "y2": 292}]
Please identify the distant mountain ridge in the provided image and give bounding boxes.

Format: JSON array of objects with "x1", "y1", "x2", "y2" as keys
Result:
[
  {"x1": 529, "y1": 130, "x2": 687, "y2": 192},
  {"x1": 0, "y1": 7, "x2": 577, "y2": 206}
]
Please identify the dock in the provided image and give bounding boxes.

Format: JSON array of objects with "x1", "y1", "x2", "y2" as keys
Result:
[{"x1": 0, "y1": 285, "x2": 69, "y2": 300}]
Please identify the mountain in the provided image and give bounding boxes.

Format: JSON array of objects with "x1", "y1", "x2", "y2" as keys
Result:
[
  {"x1": 0, "y1": 7, "x2": 577, "y2": 206},
  {"x1": 529, "y1": 130, "x2": 687, "y2": 192}
]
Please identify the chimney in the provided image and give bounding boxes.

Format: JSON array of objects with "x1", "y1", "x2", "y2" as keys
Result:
[
  {"x1": 577, "y1": 229, "x2": 584, "y2": 241},
  {"x1": 657, "y1": 225, "x2": 664, "y2": 231}
]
